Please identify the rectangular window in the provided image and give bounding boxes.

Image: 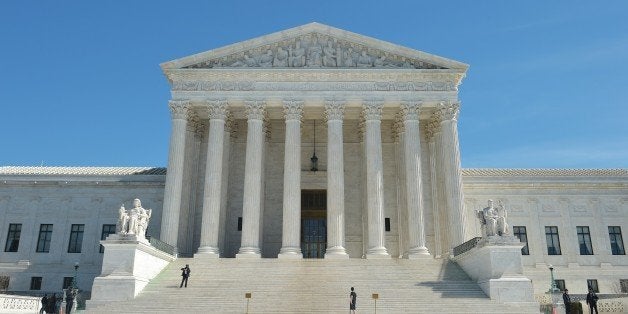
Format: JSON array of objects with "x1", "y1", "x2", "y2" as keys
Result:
[
  {"x1": 577, "y1": 226, "x2": 594, "y2": 255},
  {"x1": 513, "y1": 226, "x2": 529, "y2": 255},
  {"x1": 609, "y1": 226, "x2": 625, "y2": 255},
  {"x1": 237, "y1": 217, "x2": 242, "y2": 231},
  {"x1": 555, "y1": 279, "x2": 566, "y2": 291},
  {"x1": 4, "y1": 224, "x2": 22, "y2": 252},
  {"x1": 100, "y1": 224, "x2": 116, "y2": 253},
  {"x1": 620, "y1": 279, "x2": 628, "y2": 293},
  {"x1": 62, "y1": 277, "x2": 74, "y2": 289},
  {"x1": 385, "y1": 218, "x2": 391, "y2": 232},
  {"x1": 30, "y1": 277, "x2": 42, "y2": 290},
  {"x1": 587, "y1": 279, "x2": 599, "y2": 293},
  {"x1": 68, "y1": 224, "x2": 84, "y2": 253},
  {"x1": 545, "y1": 226, "x2": 562, "y2": 255},
  {"x1": 36, "y1": 224, "x2": 53, "y2": 253}
]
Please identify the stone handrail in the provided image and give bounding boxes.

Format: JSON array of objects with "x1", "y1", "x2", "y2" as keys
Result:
[
  {"x1": 0, "y1": 294, "x2": 40, "y2": 313},
  {"x1": 452, "y1": 237, "x2": 481, "y2": 256}
]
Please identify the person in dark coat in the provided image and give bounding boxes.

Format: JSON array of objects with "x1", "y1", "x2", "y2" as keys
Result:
[
  {"x1": 180, "y1": 264, "x2": 191, "y2": 288},
  {"x1": 47, "y1": 294, "x2": 56, "y2": 314},
  {"x1": 562, "y1": 289, "x2": 571, "y2": 313},
  {"x1": 40, "y1": 294, "x2": 48, "y2": 314},
  {"x1": 586, "y1": 287, "x2": 599, "y2": 314},
  {"x1": 349, "y1": 287, "x2": 357, "y2": 314}
]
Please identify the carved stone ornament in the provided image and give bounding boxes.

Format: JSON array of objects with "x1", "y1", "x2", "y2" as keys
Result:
[
  {"x1": 399, "y1": 102, "x2": 421, "y2": 121},
  {"x1": 424, "y1": 119, "x2": 440, "y2": 141},
  {"x1": 184, "y1": 33, "x2": 446, "y2": 70},
  {"x1": 362, "y1": 100, "x2": 384, "y2": 121},
  {"x1": 436, "y1": 102, "x2": 460, "y2": 122},
  {"x1": 283, "y1": 100, "x2": 304, "y2": 121},
  {"x1": 324, "y1": 100, "x2": 345, "y2": 121},
  {"x1": 245, "y1": 100, "x2": 266, "y2": 121},
  {"x1": 168, "y1": 100, "x2": 191, "y2": 120},
  {"x1": 207, "y1": 99, "x2": 229, "y2": 120}
]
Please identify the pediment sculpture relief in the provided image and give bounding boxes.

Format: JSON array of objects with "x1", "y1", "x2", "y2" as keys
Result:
[{"x1": 185, "y1": 33, "x2": 445, "y2": 69}]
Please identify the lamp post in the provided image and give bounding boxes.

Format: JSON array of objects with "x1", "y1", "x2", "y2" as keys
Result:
[
  {"x1": 548, "y1": 265, "x2": 559, "y2": 314},
  {"x1": 72, "y1": 262, "x2": 79, "y2": 289}
]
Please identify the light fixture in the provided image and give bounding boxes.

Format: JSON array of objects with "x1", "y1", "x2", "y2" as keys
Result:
[{"x1": 310, "y1": 120, "x2": 318, "y2": 172}]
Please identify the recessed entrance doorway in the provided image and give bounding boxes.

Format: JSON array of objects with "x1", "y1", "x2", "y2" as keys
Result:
[{"x1": 301, "y1": 190, "x2": 327, "y2": 258}]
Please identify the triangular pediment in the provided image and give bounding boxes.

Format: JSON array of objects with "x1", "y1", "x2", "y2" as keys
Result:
[{"x1": 161, "y1": 23, "x2": 468, "y2": 71}]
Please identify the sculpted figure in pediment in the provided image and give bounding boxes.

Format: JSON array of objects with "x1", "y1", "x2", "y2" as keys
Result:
[
  {"x1": 357, "y1": 51, "x2": 372, "y2": 67},
  {"x1": 322, "y1": 40, "x2": 337, "y2": 67},
  {"x1": 258, "y1": 50, "x2": 274, "y2": 67},
  {"x1": 230, "y1": 53, "x2": 258, "y2": 67},
  {"x1": 343, "y1": 47, "x2": 356, "y2": 67},
  {"x1": 273, "y1": 46, "x2": 289, "y2": 67},
  {"x1": 289, "y1": 41, "x2": 306, "y2": 67},
  {"x1": 306, "y1": 37, "x2": 323, "y2": 67}
]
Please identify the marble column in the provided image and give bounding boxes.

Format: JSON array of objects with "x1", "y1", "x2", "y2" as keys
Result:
[
  {"x1": 426, "y1": 119, "x2": 443, "y2": 258},
  {"x1": 433, "y1": 116, "x2": 450, "y2": 257},
  {"x1": 197, "y1": 100, "x2": 228, "y2": 257},
  {"x1": 324, "y1": 101, "x2": 349, "y2": 259},
  {"x1": 363, "y1": 100, "x2": 390, "y2": 258},
  {"x1": 393, "y1": 115, "x2": 407, "y2": 258},
  {"x1": 437, "y1": 102, "x2": 468, "y2": 249},
  {"x1": 401, "y1": 102, "x2": 430, "y2": 258},
  {"x1": 279, "y1": 100, "x2": 303, "y2": 259},
  {"x1": 237, "y1": 100, "x2": 266, "y2": 258},
  {"x1": 160, "y1": 100, "x2": 190, "y2": 251}
]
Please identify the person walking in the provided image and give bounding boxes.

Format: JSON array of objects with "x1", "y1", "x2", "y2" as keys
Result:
[
  {"x1": 586, "y1": 287, "x2": 599, "y2": 314},
  {"x1": 39, "y1": 294, "x2": 48, "y2": 314},
  {"x1": 563, "y1": 289, "x2": 571, "y2": 313},
  {"x1": 180, "y1": 264, "x2": 191, "y2": 288},
  {"x1": 349, "y1": 287, "x2": 357, "y2": 314}
]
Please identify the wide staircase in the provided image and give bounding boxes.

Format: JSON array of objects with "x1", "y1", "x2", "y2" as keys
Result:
[{"x1": 86, "y1": 257, "x2": 538, "y2": 313}]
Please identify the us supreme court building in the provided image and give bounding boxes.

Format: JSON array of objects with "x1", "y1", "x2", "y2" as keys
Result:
[{"x1": 1, "y1": 23, "x2": 626, "y2": 300}]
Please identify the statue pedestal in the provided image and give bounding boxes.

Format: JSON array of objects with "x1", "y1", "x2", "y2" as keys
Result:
[
  {"x1": 87, "y1": 235, "x2": 175, "y2": 309},
  {"x1": 453, "y1": 236, "x2": 538, "y2": 307}
]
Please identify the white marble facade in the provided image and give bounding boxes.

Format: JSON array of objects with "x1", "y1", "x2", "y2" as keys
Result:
[{"x1": 0, "y1": 23, "x2": 627, "y2": 297}]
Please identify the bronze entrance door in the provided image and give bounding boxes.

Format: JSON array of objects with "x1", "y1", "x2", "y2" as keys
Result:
[{"x1": 301, "y1": 190, "x2": 327, "y2": 258}]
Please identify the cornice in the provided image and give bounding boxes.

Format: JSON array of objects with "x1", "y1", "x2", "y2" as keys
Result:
[{"x1": 462, "y1": 168, "x2": 628, "y2": 177}]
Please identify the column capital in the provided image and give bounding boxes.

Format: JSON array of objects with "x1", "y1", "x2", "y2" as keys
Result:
[
  {"x1": 392, "y1": 114, "x2": 405, "y2": 143},
  {"x1": 283, "y1": 100, "x2": 304, "y2": 121},
  {"x1": 325, "y1": 100, "x2": 346, "y2": 121},
  {"x1": 362, "y1": 100, "x2": 384, "y2": 121},
  {"x1": 399, "y1": 101, "x2": 422, "y2": 121},
  {"x1": 169, "y1": 100, "x2": 191, "y2": 120},
  {"x1": 186, "y1": 113, "x2": 200, "y2": 132},
  {"x1": 206, "y1": 99, "x2": 229, "y2": 120},
  {"x1": 436, "y1": 101, "x2": 460, "y2": 122},
  {"x1": 245, "y1": 100, "x2": 266, "y2": 121}
]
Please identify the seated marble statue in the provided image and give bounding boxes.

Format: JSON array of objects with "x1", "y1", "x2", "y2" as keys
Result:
[
  {"x1": 116, "y1": 199, "x2": 152, "y2": 240},
  {"x1": 496, "y1": 201, "x2": 509, "y2": 235},
  {"x1": 273, "y1": 47, "x2": 289, "y2": 67},
  {"x1": 480, "y1": 200, "x2": 499, "y2": 237}
]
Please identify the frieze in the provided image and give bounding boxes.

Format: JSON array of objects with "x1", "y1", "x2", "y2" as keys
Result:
[
  {"x1": 183, "y1": 33, "x2": 446, "y2": 70},
  {"x1": 171, "y1": 80, "x2": 457, "y2": 92}
]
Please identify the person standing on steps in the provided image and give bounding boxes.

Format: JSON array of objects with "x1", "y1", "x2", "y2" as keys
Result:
[
  {"x1": 349, "y1": 287, "x2": 357, "y2": 314},
  {"x1": 586, "y1": 286, "x2": 599, "y2": 314},
  {"x1": 563, "y1": 289, "x2": 571, "y2": 313},
  {"x1": 180, "y1": 264, "x2": 191, "y2": 288}
]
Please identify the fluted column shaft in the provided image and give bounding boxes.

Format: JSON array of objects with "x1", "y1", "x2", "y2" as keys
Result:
[
  {"x1": 325, "y1": 101, "x2": 349, "y2": 258},
  {"x1": 279, "y1": 101, "x2": 303, "y2": 258},
  {"x1": 437, "y1": 102, "x2": 468, "y2": 249},
  {"x1": 401, "y1": 103, "x2": 430, "y2": 257},
  {"x1": 363, "y1": 101, "x2": 390, "y2": 258},
  {"x1": 237, "y1": 101, "x2": 266, "y2": 258},
  {"x1": 426, "y1": 120, "x2": 443, "y2": 257},
  {"x1": 197, "y1": 101, "x2": 228, "y2": 257},
  {"x1": 160, "y1": 100, "x2": 190, "y2": 251}
]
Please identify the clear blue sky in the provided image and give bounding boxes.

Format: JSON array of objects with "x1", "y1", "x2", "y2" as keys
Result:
[{"x1": 1, "y1": 1, "x2": 627, "y2": 168}]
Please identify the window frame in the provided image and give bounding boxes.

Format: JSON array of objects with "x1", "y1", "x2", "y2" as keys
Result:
[
  {"x1": 577, "y1": 226, "x2": 594, "y2": 255},
  {"x1": 62, "y1": 277, "x2": 74, "y2": 289},
  {"x1": 67, "y1": 224, "x2": 85, "y2": 253},
  {"x1": 587, "y1": 279, "x2": 599, "y2": 293},
  {"x1": 545, "y1": 226, "x2": 562, "y2": 255},
  {"x1": 513, "y1": 226, "x2": 529, "y2": 255},
  {"x1": 36, "y1": 224, "x2": 53, "y2": 253},
  {"x1": 30, "y1": 277, "x2": 42, "y2": 290},
  {"x1": 100, "y1": 224, "x2": 116, "y2": 253},
  {"x1": 609, "y1": 226, "x2": 625, "y2": 255},
  {"x1": 555, "y1": 279, "x2": 566, "y2": 292},
  {"x1": 4, "y1": 223, "x2": 22, "y2": 252}
]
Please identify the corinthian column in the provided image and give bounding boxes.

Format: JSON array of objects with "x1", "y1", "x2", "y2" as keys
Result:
[
  {"x1": 196, "y1": 100, "x2": 228, "y2": 257},
  {"x1": 161, "y1": 100, "x2": 190, "y2": 251},
  {"x1": 425, "y1": 119, "x2": 443, "y2": 258},
  {"x1": 237, "y1": 100, "x2": 266, "y2": 258},
  {"x1": 278, "y1": 100, "x2": 303, "y2": 259},
  {"x1": 436, "y1": 102, "x2": 468, "y2": 249},
  {"x1": 363, "y1": 100, "x2": 390, "y2": 259},
  {"x1": 400, "y1": 102, "x2": 430, "y2": 258},
  {"x1": 324, "y1": 101, "x2": 349, "y2": 259}
]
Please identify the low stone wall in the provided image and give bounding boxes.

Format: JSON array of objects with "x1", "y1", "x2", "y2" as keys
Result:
[{"x1": 0, "y1": 294, "x2": 39, "y2": 313}]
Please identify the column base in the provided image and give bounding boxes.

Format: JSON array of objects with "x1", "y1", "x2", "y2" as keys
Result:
[
  {"x1": 278, "y1": 247, "x2": 302, "y2": 259},
  {"x1": 195, "y1": 246, "x2": 220, "y2": 258},
  {"x1": 407, "y1": 246, "x2": 431, "y2": 259},
  {"x1": 236, "y1": 246, "x2": 261, "y2": 258},
  {"x1": 366, "y1": 246, "x2": 390, "y2": 259},
  {"x1": 325, "y1": 246, "x2": 349, "y2": 259}
]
